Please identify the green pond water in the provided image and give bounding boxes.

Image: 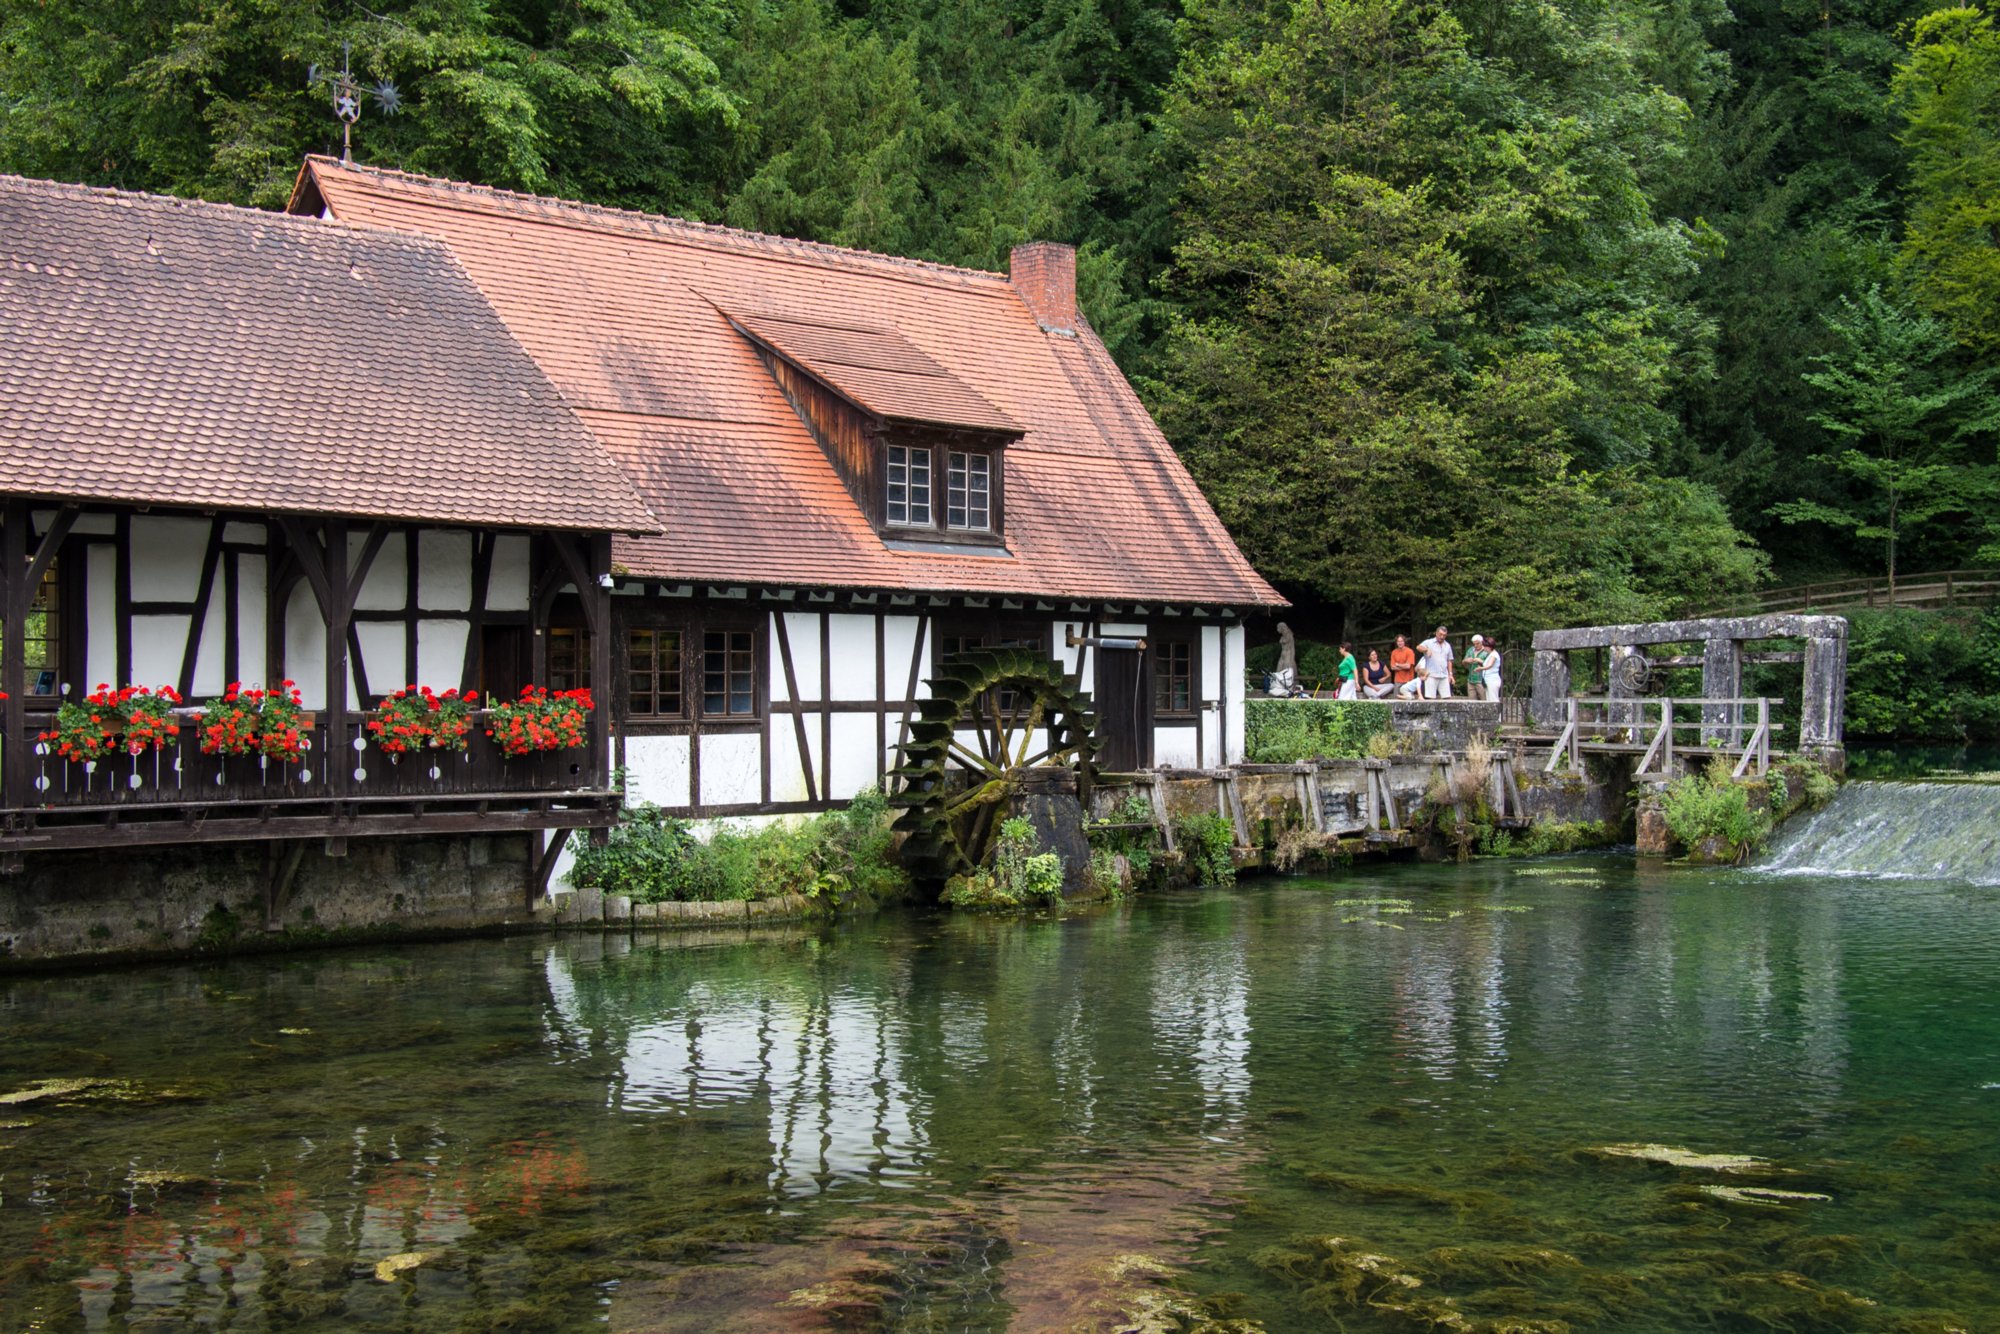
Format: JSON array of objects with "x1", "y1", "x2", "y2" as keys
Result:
[{"x1": 3, "y1": 857, "x2": 1999, "y2": 1332}]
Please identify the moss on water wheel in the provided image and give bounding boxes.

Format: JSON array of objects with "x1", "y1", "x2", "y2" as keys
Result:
[{"x1": 887, "y1": 649, "x2": 1099, "y2": 880}]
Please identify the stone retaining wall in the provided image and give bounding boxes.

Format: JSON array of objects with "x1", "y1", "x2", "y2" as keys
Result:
[{"x1": 0, "y1": 833, "x2": 543, "y2": 968}]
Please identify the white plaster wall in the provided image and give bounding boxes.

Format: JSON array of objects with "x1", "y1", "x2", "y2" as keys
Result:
[
  {"x1": 827, "y1": 615, "x2": 876, "y2": 699},
  {"x1": 416, "y1": 619, "x2": 468, "y2": 692},
  {"x1": 129, "y1": 517, "x2": 208, "y2": 602},
  {"x1": 624, "y1": 734, "x2": 693, "y2": 808},
  {"x1": 701, "y1": 732, "x2": 762, "y2": 806},
  {"x1": 222, "y1": 521, "x2": 263, "y2": 544},
  {"x1": 774, "y1": 612, "x2": 822, "y2": 702},
  {"x1": 237, "y1": 555, "x2": 267, "y2": 687},
  {"x1": 189, "y1": 591, "x2": 227, "y2": 697},
  {"x1": 488, "y1": 536, "x2": 530, "y2": 611},
  {"x1": 1154, "y1": 726, "x2": 1200, "y2": 769},
  {"x1": 130, "y1": 614, "x2": 188, "y2": 687},
  {"x1": 355, "y1": 622, "x2": 406, "y2": 700},
  {"x1": 418, "y1": 531, "x2": 472, "y2": 611},
  {"x1": 85, "y1": 544, "x2": 116, "y2": 688},
  {"x1": 1202, "y1": 625, "x2": 1224, "y2": 765},
  {"x1": 285, "y1": 583, "x2": 327, "y2": 708},
  {"x1": 768, "y1": 717, "x2": 813, "y2": 803},
  {"x1": 828, "y1": 712, "x2": 878, "y2": 799},
  {"x1": 1223, "y1": 625, "x2": 1246, "y2": 763},
  {"x1": 353, "y1": 532, "x2": 406, "y2": 611},
  {"x1": 883, "y1": 615, "x2": 926, "y2": 700},
  {"x1": 46, "y1": 510, "x2": 114, "y2": 537}
]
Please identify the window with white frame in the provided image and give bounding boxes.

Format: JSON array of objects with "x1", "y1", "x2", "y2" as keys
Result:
[
  {"x1": 947, "y1": 451, "x2": 991, "y2": 530},
  {"x1": 887, "y1": 444, "x2": 932, "y2": 526}
]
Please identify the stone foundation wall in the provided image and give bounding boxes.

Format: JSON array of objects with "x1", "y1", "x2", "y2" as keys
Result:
[
  {"x1": 0, "y1": 834, "x2": 545, "y2": 968},
  {"x1": 1388, "y1": 701, "x2": 1504, "y2": 752},
  {"x1": 1516, "y1": 753, "x2": 1633, "y2": 834}
]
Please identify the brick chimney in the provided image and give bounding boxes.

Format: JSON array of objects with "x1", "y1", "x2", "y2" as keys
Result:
[{"x1": 1009, "y1": 242, "x2": 1077, "y2": 333}]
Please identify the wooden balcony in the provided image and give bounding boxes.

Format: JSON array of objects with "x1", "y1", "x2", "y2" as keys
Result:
[{"x1": 0, "y1": 709, "x2": 618, "y2": 858}]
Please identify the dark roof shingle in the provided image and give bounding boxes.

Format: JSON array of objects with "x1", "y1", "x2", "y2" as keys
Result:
[{"x1": 0, "y1": 174, "x2": 658, "y2": 533}]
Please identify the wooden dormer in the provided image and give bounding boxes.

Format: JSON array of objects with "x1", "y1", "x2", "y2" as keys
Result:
[{"x1": 723, "y1": 309, "x2": 1024, "y2": 551}]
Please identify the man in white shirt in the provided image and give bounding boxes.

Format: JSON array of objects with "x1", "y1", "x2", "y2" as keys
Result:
[{"x1": 1420, "y1": 626, "x2": 1454, "y2": 699}]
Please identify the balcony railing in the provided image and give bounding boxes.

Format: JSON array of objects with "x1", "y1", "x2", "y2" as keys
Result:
[{"x1": 12, "y1": 709, "x2": 603, "y2": 813}]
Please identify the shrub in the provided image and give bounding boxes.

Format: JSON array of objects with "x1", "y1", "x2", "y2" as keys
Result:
[
  {"x1": 1175, "y1": 811, "x2": 1238, "y2": 887},
  {"x1": 943, "y1": 816, "x2": 1066, "y2": 909},
  {"x1": 1244, "y1": 699, "x2": 1393, "y2": 762},
  {"x1": 1660, "y1": 759, "x2": 1773, "y2": 854},
  {"x1": 568, "y1": 788, "x2": 908, "y2": 905}
]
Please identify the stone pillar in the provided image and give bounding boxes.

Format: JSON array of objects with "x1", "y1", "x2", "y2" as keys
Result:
[
  {"x1": 1800, "y1": 632, "x2": 1848, "y2": 763},
  {"x1": 1701, "y1": 638, "x2": 1742, "y2": 745},
  {"x1": 1530, "y1": 649, "x2": 1570, "y2": 728}
]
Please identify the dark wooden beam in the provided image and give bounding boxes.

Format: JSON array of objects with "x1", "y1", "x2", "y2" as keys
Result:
[
  {"x1": 324, "y1": 517, "x2": 351, "y2": 800},
  {"x1": 25, "y1": 504, "x2": 78, "y2": 590},
  {"x1": 772, "y1": 611, "x2": 818, "y2": 804},
  {"x1": 2, "y1": 498, "x2": 29, "y2": 813},
  {"x1": 528, "y1": 830, "x2": 568, "y2": 910}
]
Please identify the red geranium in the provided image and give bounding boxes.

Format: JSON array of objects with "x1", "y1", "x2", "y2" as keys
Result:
[
  {"x1": 197, "y1": 680, "x2": 308, "y2": 762},
  {"x1": 365, "y1": 685, "x2": 474, "y2": 758},
  {"x1": 484, "y1": 686, "x2": 593, "y2": 757},
  {"x1": 39, "y1": 684, "x2": 182, "y2": 763}
]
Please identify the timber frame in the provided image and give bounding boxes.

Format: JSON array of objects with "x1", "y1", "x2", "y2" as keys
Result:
[{"x1": 0, "y1": 497, "x2": 620, "y2": 861}]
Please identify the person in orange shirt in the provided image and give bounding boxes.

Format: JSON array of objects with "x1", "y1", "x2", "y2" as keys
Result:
[{"x1": 1388, "y1": 635, "x2": 1417, "y2": 688}]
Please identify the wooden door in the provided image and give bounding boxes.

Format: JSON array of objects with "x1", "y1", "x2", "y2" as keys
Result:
[{"x1": 1094, "y1": 647, "x2": 1153, "y2": 772}]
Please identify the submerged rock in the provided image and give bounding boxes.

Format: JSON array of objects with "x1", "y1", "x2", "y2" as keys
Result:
[
  {"x1": 373, "y1": 1250, "x2": 451, "y2": 1282},
  {"x1": 1696, "y1": 1186, "x2": 1832, "y2": 1208},
  {"x1": 1588, "y1": 1144, "x2": 1780, "y2": 1174}
]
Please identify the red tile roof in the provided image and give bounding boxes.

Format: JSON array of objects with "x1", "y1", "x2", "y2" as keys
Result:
[
  {"x1": 294, "y1": 156, "x2": 1284, "y2": 607},
  {"x1": 0, "y1": 174, "x2": 657, "y2": 534}
]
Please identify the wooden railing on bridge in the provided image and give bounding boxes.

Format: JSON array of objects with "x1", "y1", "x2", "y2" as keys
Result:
[
  {"x1": 1543, "y1": 696, "x2": 1780, "y2": 778},
  {"x1": 1698, "y1": 569, "x2": 2000, "y2": 618}
]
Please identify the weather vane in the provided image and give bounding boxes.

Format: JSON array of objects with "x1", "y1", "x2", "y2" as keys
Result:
[{"x1": 307, "y1": 42, "x2": 402, "y2": 163}]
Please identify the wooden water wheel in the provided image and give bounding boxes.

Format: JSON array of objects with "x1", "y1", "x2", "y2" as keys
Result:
[{"x1": 888, "y1": 649, "x2": 1099, "y2": 879}]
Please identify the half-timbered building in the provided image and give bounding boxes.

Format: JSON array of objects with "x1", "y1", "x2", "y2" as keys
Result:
[
  {"x1": 287, "y1": 158, "x2": 1286, "y2": 820},
  {"x1": 0, "y1": 175, "x2": 657, "y2": 871}
]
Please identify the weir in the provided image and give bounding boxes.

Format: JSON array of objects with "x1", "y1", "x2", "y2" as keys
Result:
[{"x1": 1758, "y1": 781, "x2": 2000, "y2": 885}]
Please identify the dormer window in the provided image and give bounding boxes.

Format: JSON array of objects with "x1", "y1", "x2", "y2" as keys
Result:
[
  {"x1": 887, "y1": 444, "x2": 932, "y2": 527},
  {"x1": 947, "y1": 451, "x2": 990, "y2": 531},
  {"x1": 725, "y1": 307, "x2": 1025, "y2": 551}
]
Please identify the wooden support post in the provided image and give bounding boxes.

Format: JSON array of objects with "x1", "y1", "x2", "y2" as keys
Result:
[
  {"x1": 1, "y1": 498, "x2": 27, "y2": 815},
  {"x1": 1147, "y1": 774, "x2": 1176, "y2": 852},
  {"x1": 264, "y1": 839, "x2": 306, "y2": 931},
  {"x1": 528, "y1": 829, "x2": 567, "y2": 910},
  {"x1": 323, "y1": 518, "x2": 351, "y2": 798}
]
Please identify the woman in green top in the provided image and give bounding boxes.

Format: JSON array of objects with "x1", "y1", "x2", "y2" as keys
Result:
[{"x1": 1336, "y1": 641, "x2": 1359, "y2": 699}]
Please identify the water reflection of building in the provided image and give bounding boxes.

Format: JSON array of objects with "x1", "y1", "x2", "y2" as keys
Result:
[
  {"x1": 545, "y1": 951, "x2": 930, "y2": 1196},
  {"x1": 1147, "y1": 931, "x2": 1254, "y2": 1121}
]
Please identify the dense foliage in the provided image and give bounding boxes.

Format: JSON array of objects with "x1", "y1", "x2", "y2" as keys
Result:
[
  {"x1": 1841, "y1": 606, "x2": 2000, "y2": 741},
  {"x1": 568, "y1": 787, "x2": 908, "y2": 904},
  {"x1": 3, "y1": 0, "x2": 1995, "y2": 644},
  {"x1": 1244, "y1": 699, "x2": 1392, "y2": 762}
]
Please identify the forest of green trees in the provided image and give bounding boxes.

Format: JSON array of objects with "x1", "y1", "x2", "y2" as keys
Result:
[{"x1": 1, "y1": 0, "x2": 1995, "y2": 649}]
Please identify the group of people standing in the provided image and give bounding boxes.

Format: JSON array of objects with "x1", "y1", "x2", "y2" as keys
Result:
[{"x1": 1334, "y1": 626, "x2": 1504, "y2": 701}]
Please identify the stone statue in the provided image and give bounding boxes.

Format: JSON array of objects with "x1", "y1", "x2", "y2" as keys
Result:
[{"x1": 1270, "y1": 622, "x2": 1299, "y2": 695}]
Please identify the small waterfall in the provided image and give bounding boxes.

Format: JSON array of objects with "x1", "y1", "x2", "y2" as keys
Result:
[{"x1": 1758, "y1": 781, "x2": 2000, "y2": 885}]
